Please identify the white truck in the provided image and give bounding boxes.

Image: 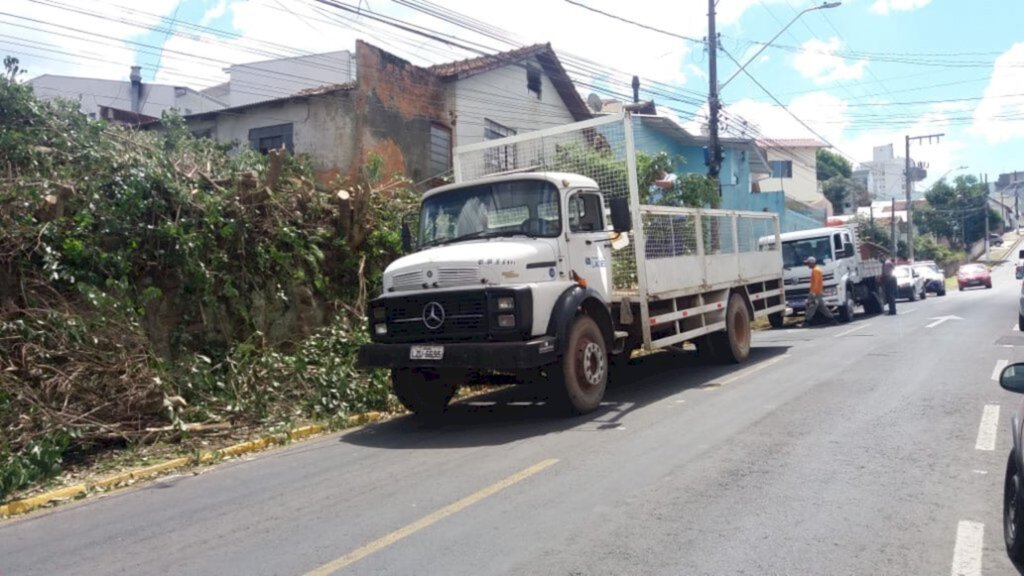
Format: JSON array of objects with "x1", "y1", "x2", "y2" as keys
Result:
[
  {"x1": 358, "y1": 113, "x2": 786, "y2": 415},
  {"x1": 767, "y1": 225, "x2": 885, "y2": 326}
]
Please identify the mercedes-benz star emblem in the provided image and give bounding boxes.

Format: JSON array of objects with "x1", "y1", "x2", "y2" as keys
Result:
[{"x1": 422, "y1": 301, "x2": 446, "y2": 330}]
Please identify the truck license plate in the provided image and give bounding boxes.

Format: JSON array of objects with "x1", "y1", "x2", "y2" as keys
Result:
[{"x1": 409, "y1": 345, "x2": 444, "y2": 360}]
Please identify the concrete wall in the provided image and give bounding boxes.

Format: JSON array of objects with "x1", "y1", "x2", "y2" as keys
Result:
[
  {"x1": 226, "y1": 51, "x2": 354, "y2": 107},
  {"x1": 29, "y1": 75, "x2": 224, "y2": 119},
  {"x1": 452, "y1": 55, "x2": 577, "y2": 149},
  {"x1": 188, "y1": 93, "x2": 358, "y2": 179}
]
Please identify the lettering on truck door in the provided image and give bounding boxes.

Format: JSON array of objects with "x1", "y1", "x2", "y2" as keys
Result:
[{"x1": 566, "y1": 191, "x2": 611, "y2": 299}]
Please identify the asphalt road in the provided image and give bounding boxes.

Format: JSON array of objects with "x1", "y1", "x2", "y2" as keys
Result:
[{"x1": 4, "y1": 261, "x2": 1024, "y2": 575}]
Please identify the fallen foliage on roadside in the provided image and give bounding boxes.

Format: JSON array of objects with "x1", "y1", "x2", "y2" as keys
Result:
[{"x1": 0, "y1": 57, "x2": 410, "y2": 501}]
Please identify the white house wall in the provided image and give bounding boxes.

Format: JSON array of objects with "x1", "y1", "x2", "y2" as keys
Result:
[
  {"x1": 451, "y1": 56, "x2": 577, "y2": 149},
  {"x1": 29, "y1": 76, "x2": 223, "y2": 118},
  {"x1": 764, "y1": 146, "x2": 822, "y2": 205},
  {"x1": 226, "y1": 51, "x2": 355, "y2": 107}
]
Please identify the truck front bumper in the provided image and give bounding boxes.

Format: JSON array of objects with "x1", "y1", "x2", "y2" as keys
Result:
[{"x1": 357, "y1": 336, "x2": 559, "y2": 370}]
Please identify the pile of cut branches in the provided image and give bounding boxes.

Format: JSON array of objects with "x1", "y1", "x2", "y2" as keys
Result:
[{"x1": 0, "y1": 58, "x2": 411, "y2": 500}]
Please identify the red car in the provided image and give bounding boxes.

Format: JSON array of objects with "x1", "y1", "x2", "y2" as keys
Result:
[{"x1": 956, "y1": 263, "x2": 992, "y2": 290}]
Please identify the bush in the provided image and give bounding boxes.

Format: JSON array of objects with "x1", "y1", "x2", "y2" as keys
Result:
[{"x1": 0, "y1": 57, "x2": 410, "y2": 500}]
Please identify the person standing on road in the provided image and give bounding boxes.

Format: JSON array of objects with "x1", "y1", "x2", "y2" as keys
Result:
[
  {"x1": 882, "y1": 258, "x2": 897, "y2": 315},
  {"x1": 804, "y1": 256, "x2": 838, "y2": 326}
]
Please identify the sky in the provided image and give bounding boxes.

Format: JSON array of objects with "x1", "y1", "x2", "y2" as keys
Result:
[{"x1": 3, "y1": 0, "x2": 1023, "y2": 191}]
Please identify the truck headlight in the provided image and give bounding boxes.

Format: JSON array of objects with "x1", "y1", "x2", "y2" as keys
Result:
[
  {"x1": 823, "y1": 286, "x2": 837, "y2": 297},
  {"x1": 374, "y1": 323, "x2": 388, "y2": 335},
  {"x1": 497, "y1": 296, "x2": 515, "y2": 311},
  {"x1": 372, "y1": 307, "x2": 386, "y2": 320},
  {"x1": 497, "y1": 314, "x2": 516, "y2": 328}
]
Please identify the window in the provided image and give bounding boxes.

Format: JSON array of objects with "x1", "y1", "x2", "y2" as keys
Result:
[
  {"x1": 568, "y1": 193, "x2": 604, "y2": 233},
  {"x1": 526, "y1": 64, "x2": 542, "y2": 98},
  {"x1": 484, "y1": 118, "x2": 517, "y2": 172},
  {"x1": 769, "y1": 160, "x2": 793, "y2": 178},
  {"x1": 430, "y1": 124, "x2": 451, "y2": 177},
  {"x1": 248, "y1": 123, "x2": 294, "y2": 155}
]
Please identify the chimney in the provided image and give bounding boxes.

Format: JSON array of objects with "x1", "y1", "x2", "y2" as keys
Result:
[
  {"x1": 631, "y1": 75, "x2": 640, "y2": 104},
  {"x1": 129, "y1": 66, "x2": 142, "y2": 113}
]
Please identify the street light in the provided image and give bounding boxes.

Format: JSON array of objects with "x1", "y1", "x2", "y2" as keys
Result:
[
  {"x1": 719, "y1": 2, "x2": 842, "y2": 91},
  {"x1": 707, "y1": 1, "x2": 841, "y2": 180}
]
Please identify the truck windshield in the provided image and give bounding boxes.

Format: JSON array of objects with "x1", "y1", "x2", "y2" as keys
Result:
[
  {"x1": 419, "y1": 180, "x2": 561, "y2": 246},
  {"x1": 781, "y1": 237, "x2": 834, "y2": 268}
]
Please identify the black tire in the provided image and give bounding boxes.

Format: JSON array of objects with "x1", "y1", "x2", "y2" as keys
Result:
[
  {"x1": 1019, "y1": 313, "x2": 1024, "y2": 332},
  {"x1": 988, "y1": 282, "x2": 993, "y2": 289},
  {"x1": 938, "y1": 287, "x2": 946, "y2": 296},
  {"x1": 838, "y1": 288, "x2": 855, "y2": 323},
  {"x1": 920, "y1": 286, "x2": 926, "y2": 300},
  {"x1": 1006, "y1": 451, "x2": 1024, "y2": 562},
  {"x1": 863, "y1": 288, "x2": 883, "y2": 315},
  {"x1": 391, "y1": 368, "x2": 460, "y2": 416},
  {"x1": 706, "y1": 293, "x2": 751, "y2": 364},
  {"x1": 552, "y1": 315, "x2": 607, "y2": 414},
  {"x1": 768, "y1": 311, "x2": 785, "y2": 329}
]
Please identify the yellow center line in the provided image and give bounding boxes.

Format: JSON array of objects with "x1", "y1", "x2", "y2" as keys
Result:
[
  {"x1": 302, "y1": 458, "x2": 559, "y2": 576},
  {"x1": 706, "y1": 355, "x2": 786, "y2": 388}
]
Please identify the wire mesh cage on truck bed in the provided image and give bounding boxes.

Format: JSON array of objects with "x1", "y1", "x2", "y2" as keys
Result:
[{"x1": 453, "y1": 112, "x2": 784, "y2": 350}]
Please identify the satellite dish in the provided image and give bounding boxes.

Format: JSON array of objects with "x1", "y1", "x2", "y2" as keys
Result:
[{"x1": 587, "y1": 93, "x2": 603, "y2": 112}]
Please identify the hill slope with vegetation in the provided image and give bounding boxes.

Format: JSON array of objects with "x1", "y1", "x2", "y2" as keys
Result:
[{"x1": 0, "y1": 58, "x2": 411, "y2": 501}]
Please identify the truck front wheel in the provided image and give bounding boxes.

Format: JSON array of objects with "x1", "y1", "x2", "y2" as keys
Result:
[
  {"x1": 553, "y1": 315, "x2": 607, "y2": 414},
  {"x1": 391, "y1": 368, "x2": 460, "y2": 416},
  {"x1": 838, "y1": 287, "x2": 855, "y2": 323}
]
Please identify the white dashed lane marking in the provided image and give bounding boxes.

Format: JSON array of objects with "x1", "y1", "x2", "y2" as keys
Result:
[
  {"x1": 950, "y1": 521, "x2": 984, "y2": 576},
  {"x1": 992, "y1": 359, "x2": 1009, "y2": 382},
  {"x1": 974, "y1": 405, "x2": 1000, "y2": 451}
]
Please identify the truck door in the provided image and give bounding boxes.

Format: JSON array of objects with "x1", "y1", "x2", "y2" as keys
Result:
[{"x1": 566, "y1": 190, "x2": 611, "y2": 300}]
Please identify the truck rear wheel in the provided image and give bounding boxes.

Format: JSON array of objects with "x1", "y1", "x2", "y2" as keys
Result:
[
  {"x1": 553, "y1": 315, "x2": 607, "y2": 414},
  {"x1": 863, "y1": 287, "x2": 883, "y2": 315},
  {"x1": 391, "y1": 368, "x2": 460, "y2": 416},
  {"x1": 704, "y1": 293, "x2": 751, "y2": 364},
  {"x1": 768, "y1": 311, "x2": 785, "y2": 329}
]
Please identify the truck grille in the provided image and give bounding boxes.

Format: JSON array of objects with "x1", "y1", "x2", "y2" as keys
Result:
[{"x1": 380, "y1": 291, "x2": 487, "y2": 342}]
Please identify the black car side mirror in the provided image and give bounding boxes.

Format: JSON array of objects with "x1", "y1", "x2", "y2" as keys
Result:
[{"x1": 1001, "y1": 363, "x2": 1024, "y2": 393}]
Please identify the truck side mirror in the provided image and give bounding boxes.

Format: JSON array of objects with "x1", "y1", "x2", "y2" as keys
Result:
[
  {"x1": 401, "y1": 222, "x2": 412, "y2": 252},
  {"x1": 609, "y1": 197, "x2": 632, "y2": 233},
  {"x1": 401, "y1": 213, "x2": 418, "y2": 252}
]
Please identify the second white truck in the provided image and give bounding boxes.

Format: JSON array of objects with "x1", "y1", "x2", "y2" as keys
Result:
[{"x1": 766, "y1": 225, "x2": 885, "y2": 326}]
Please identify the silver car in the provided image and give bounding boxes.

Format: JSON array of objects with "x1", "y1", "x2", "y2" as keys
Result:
[{"x1": 893, "y1": 265, "x2": 927, "y2": 301}]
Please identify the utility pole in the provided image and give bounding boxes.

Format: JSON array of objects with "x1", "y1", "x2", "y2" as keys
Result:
[
  {"x1": 904, "y1": 132, "x2": 944, "y2": 261},
  {"x1": 890, "y1": 197, "x2": 897, "y2": 258},
  {"x1": 706, "y1": 0, "x2": 721, "y2": 181}
]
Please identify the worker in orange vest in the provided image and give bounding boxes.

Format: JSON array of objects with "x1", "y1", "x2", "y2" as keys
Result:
[{"x1": 804, "y1": 256, "x2": 838, "y2": 326}]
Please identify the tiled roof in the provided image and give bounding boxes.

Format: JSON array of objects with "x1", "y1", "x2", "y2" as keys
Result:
[
  {"x1": 294, "y1": 81, "x2": 356, "y2": 96},
  {"x1": 428, "y1": 44, "x2": 551, "y2": 78}
]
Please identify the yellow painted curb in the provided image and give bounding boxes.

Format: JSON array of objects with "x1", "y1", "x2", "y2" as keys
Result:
[
  {"x1": 0, "y1": 484, "x2": 87, "y2": 516},
  {"x1": 289, "y1": 424, "x2": 324, "y2": 440},
  {"x1": 2, "y1": 412, "x2": 388, "y2": 518}
]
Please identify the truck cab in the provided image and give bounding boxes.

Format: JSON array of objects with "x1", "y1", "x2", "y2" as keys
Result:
[
  {"x1": 774, "y1": 226, "x2": 882, "y2": 324},
  {"x1": 358, "y1": 172, "x2": 630, "y2": 414}
]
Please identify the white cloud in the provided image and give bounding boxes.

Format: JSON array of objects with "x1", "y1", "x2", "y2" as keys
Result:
[
  {"x1": 970, "y1": 43, "x2": 1024, "y2": 144},
  {"x1": 199, "y1": 0, "x2": 229, "y2": 27},
  {"x1": 870, "y1": 0, "x2": 933, "y2": 15},
  {"x1": 794, "y1": 38, "x2": 868, "y2": 84}
]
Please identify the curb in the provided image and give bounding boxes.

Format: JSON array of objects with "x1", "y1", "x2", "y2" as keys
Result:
[{"x1": 0, "y1": 412, "x2": 385, "y2": 519}]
